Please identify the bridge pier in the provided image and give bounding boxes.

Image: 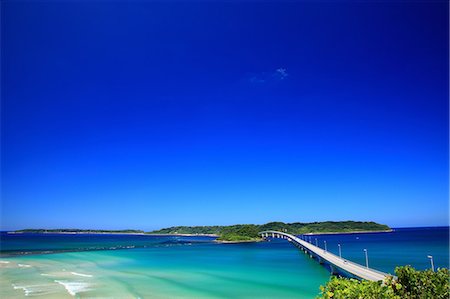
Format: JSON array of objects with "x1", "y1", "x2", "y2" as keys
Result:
[
  {"x1": 330, "y1": 264, "x2": 338, "y2": 275},
  {"x1": 258, "y1": 230, "x2": 389, "y2": 282},
  {"x1": 318, "y1": 257, "x2": 324, "y2": 264}
]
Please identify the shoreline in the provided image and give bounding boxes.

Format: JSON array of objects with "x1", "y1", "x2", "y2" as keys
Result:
[
  {"x1": 146, "y1": 233, "x2": 219, "y2": 237},
  {"x1": 7, "y1": 230, "x2": 393, "y2": 237},
  {"x1": 7, "y1": 231, "x2": 219, "y2": 237},
  {"x1": 303, "y1": 229, "x2": 393, "y2": 236},
  {"x1": 7, "y1": 231, "x2": 147, "y2": 235},
  {"x1": 215, "y1": 239, "x2": 263, "y2": 244}
]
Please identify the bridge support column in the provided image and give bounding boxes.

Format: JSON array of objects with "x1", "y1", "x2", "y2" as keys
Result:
[
  {"x1": 330, "y1": 264, "x2": 338, "y2": 275},
  {"x1": 318, "y1": 257, "x2": 324, "y2": 264}
]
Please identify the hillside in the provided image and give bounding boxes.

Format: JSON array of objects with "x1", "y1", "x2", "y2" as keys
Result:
[{"x1": 148, "y1": 221, "x2": 391, "y2": 241}]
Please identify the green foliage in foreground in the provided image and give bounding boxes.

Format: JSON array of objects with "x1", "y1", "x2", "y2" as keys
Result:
[{"x1": 318, "y1": 266, "x2": 449, "y2": 299}]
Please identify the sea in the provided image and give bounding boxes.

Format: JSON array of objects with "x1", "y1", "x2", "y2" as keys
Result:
[{"x1": 0, "y1": 227, "x2": 448, "y2": 298}]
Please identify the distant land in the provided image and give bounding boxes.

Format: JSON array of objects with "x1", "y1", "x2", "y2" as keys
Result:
[
  {"x1": 11, "y1": 221, "x2": 391, "y2": 242},
  {"x1": 10, "y1": 229, "x2": 145, "y2": 234},
  {"x1": 148, "y1": 221, "x2": 392, "y2": 242}
]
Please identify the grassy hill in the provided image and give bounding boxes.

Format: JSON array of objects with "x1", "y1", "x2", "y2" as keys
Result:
[
  {"x1": 148, "y1": 221, "x2": 391, "y2": 241},
  {"x1": 14, "y1": 221, "x2": 390, "y2": 242}
]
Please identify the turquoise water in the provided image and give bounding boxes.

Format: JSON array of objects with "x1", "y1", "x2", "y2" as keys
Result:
[{"x1": 0, "y1": 227, "x2": 448, "y2": 298}]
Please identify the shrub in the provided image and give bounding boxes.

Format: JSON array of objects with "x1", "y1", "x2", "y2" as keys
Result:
[{"x1": 317, "y1": 266, "x2": 449, "y2": 299}]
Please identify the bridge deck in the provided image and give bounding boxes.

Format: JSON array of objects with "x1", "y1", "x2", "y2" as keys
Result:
[{"x1": 259, "y1": 231, "x2": 391, "y2": 281}]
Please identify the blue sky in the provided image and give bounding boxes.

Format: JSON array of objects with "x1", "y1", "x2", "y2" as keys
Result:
[{"x1": 1, "y1": 1, "x2": 448, "y2": 230}]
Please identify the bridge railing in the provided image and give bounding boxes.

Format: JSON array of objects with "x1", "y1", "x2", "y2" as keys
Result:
[{"x1": 258, "y1": 230, "x2": 392, "y2": 280}]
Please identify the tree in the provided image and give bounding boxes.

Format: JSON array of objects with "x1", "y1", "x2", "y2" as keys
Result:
[{"x1": 317, "y1": 266, "x2": 449, "y2": 299}]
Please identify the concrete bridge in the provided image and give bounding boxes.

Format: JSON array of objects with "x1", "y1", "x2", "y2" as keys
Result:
[{"x1": 259, "y1": 231, "x2": 391, "y2": 281}]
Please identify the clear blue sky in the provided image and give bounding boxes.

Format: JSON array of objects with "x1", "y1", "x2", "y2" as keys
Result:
[{"x1": 1, "y1": 0, "x2": 448, "y2": 230}]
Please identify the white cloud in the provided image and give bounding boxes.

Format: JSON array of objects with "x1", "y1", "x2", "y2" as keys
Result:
[
  {"x1": 247, "y1": 68, "x2": 289, "y2": 84},
  {"x1": 274, "y1": 68, "x2": 288, "y2": 80}
]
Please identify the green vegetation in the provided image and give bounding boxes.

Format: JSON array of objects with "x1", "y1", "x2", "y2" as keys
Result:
[
  {"x1": 16, "y1": 221, "x2": 390, "y2": 242},
  {"x1": 148, "y1": 221, "x2": 391, "y2": 242},
  {"x1": 145, "y1": 226, "x2": 223, "y2": 235},
  {"x1": 318, "y1": 266, "x2": 450, "y2": 299},
  {"x1": 258, "y1": 221, "x2": 391, "y2": 234},
  {"x1": 216, "y1": 225, "x2": 260, "y2": 242},
  {"x1": 14, "y1": 229, "x2": 144, "y2": 234}
]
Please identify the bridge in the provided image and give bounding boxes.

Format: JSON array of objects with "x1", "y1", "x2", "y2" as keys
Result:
[{"x1": 259, "y1": 231, "x2": 391, "y2": 281}]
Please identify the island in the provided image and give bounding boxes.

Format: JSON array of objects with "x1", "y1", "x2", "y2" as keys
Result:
[
  {"x1": 147, "y1": 221, "x2": 392, "y2": 242},
  {"x1": 10, "y1": 229, "x2": 145, "y2": 234},
  {"x1": 11, "y1": 221, "x2": 391, "y2": 242}
]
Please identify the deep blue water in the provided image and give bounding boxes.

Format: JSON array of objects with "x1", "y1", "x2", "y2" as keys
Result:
[
  {"x1": 306, "y1": 227, "x2": 449, "y2": 273},
  {"x1": 1, "y1": 227, "x2": 448, "y2": 273},
  {"x1": 0, "y1": 227, "x2": 448, "y2": 297},
  {"x1": 0, "y1": 233, "x2": 214, "y2": 255}
]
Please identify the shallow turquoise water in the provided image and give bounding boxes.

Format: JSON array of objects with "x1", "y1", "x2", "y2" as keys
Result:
[
  {"x1": 0, "y1": 240, "x2": 330, "y2": 298},
  {"x1": 0, "y1": 227, "x2": 448, "y2": 298}
]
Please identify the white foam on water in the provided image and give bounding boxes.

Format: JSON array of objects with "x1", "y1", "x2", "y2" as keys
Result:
[
  {"x1": 0, "y1": 260, "x2": 10, "y2": 264},
  {"x1": 40, "y1": 273, "x2": 52, "y2": 276},
  {"x1": 71, "y1": 272, "x2": 93, "y2": 278},
  {"x1": 12, "y1": 283, "x2": 56, "y2": 297},
  {"x1": 12, "y1": 284, "x2": 32, "y2": 296},
  {"x1": 18, "y1": 264, "x2": 32, "y2": 268},
  {"x1": 54, "y1": 280, "x2": 91, "y2": 296}
]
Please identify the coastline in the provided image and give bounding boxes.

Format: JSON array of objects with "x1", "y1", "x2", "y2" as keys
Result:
[
  {"x1": 215, "y1": 239, "x2": 263, "y2": 244},
  {"x1": 7, "y1": 230, "x2": 393, "y2": 237},
  {"x1": 303, "y1": 229, "x2": 393, "y2": 236},
  {"x1": 7, "y1": 231, "x2": 219, "y2": 237},
  {"x1": 7, "y1": 231, "x2": 147, "y2": 235},
  {"x1": 146, "y1": 233, "x2": 219, "y2": 237}
]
